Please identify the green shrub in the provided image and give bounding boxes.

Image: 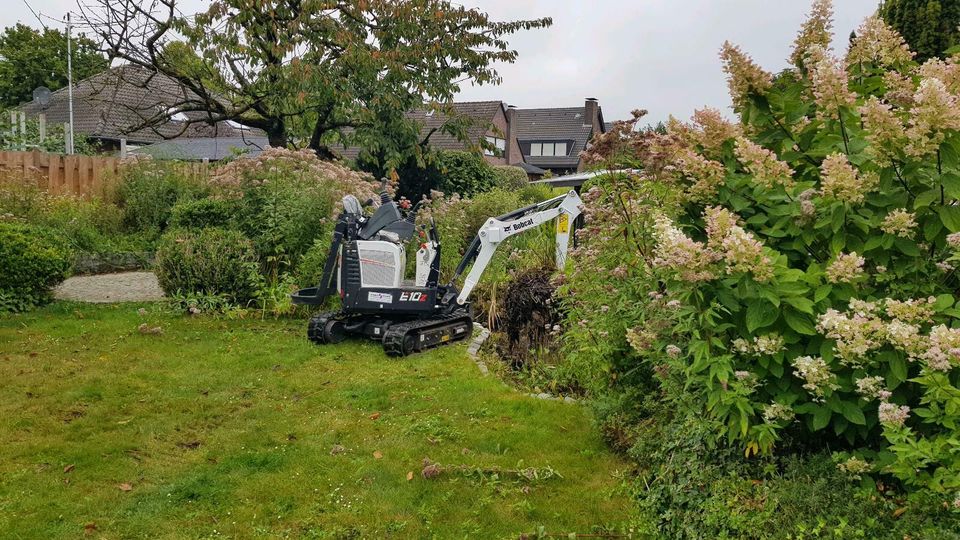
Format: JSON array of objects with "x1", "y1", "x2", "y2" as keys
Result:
[
  {"x1": 169, "y1": 198, "x2": 236, "y2": 230},
  {"x1": 436, "y1": 150, "x2": 498, "y2": 197},
  {"x1": 624, "y1": 405, "x2": 960, "y2": 539},
  {"x1": 492, "y1": 165, "x2": 529, "y2": 190},
  {"x1": 0, "y1": 223, "x2": 71, "y2": 312},
  {"x1": 561, "y1": 3, "x2": 960, "y2": 509},
  {"x1": 154, "y1": 228, "x2": 262, "y2": 305},
  {"x1": 116, "y1": 161, "x2": 206, "y2": 234},
  {"x1": 516, "y1": 182, "x2": 556, "y2": 205},
  {"x1": 209, "y1": 148, "x2": 378, "y2": 280}
]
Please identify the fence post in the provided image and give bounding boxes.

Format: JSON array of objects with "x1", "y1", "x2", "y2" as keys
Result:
[{"x1": 38, "y1": 114, "x2": 46, "y2": 144}]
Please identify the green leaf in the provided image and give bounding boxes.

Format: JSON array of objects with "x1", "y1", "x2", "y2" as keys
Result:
[
  {"x1": 784, "y1": 296, "x2": 814, "y2": 314},
  {"x1": 831, "y1": 205, "x2": 845, "y2": 233},
  {"x1": 811, "y1": 406, "x2": 831, "y2": 431},
  {"x1": 913, "y1": 189, "x2": 940, "y2": 210},
  {"x1": 784, "y1": 308, "x2": 816, "y2": 335},
  {"x1": 746, "y1": 299, "x2": 779, "y2": 333},
  {"x1": 938, "y1": 206, "x2": 960, "y2": 232},
  {"x1": 942, "y1": 172, "x2": 960, "y2": 200},
  {"x1": 894, "y1": 237, "x2": 921, "y2": 256},
  {"x1": 863, "y1": 236, "x2": 884, "y2": 251},
  {"x1": 829, "y1": 233, "x2": 845, "y2": 253},
  {"x1": 841, "y1": 401, "x2": 866, "y2": 425},
  {"x1": 923, "y1": 216, "x2": 944, "y2": 242},
  {"x1": 935, "y1": 294, "x2": 955, "y2": 311},
  {"x1": 814, "y1": 285, "x2": 832, "y2": 302},
  {"x1": 889, "y1": 354, "x2": 908, "y2": 386}
]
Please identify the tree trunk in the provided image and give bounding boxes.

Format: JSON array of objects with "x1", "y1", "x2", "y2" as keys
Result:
[{"x1": 266, "y1": 119, "x2": 287, "y2": 149}]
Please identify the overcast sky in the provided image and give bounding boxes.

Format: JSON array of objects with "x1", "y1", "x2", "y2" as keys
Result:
[{"x1": 6, "y1": 0, "x2": 881, "y2": 124}]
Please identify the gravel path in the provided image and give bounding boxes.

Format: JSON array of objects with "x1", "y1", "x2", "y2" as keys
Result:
[{"x1": 54, "y1": 271, "x2": 165, "y2": 303}]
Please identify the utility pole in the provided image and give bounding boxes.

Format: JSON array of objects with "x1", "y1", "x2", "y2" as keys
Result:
[{"x1": 65, "y1": 12, "x2": 75, "y2": 155}]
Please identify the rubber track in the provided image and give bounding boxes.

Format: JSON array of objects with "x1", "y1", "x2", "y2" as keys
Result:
[
  {"x1": 307, "y1": 311, "x2": 343, "y2": 344},
  {"x1": 382, "y1": 311, "x2": 473, "y2": 357}
]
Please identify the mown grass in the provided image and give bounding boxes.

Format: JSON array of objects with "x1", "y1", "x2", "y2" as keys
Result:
[{"x1": 0, "y1": 303, "x2": 634, "y2": 538}]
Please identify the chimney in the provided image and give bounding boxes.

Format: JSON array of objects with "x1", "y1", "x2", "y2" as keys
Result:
[
  {"x1": 505, "y1": 104, "x2": 517, "y2": 164},
  {"x1": 584, "y1": 97, "x2": 600, "y2": 132}
]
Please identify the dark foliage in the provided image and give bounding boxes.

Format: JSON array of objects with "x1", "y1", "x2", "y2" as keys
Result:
[
  {"x1": 881, "y1": 0, "x2": 960, "y2": 61},
  {"x1": 0, "y1": 223, "x2": 71, "y2": 312}
]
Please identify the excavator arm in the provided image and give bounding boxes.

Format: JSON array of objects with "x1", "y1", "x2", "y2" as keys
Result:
[{"x1": 449, "y1": 190, "x2": 583, "y2": 305}]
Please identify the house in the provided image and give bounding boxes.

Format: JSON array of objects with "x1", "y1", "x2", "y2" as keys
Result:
[
  {"x1": 509, "y1": 98, "x2": 606, "y2": 175},
  {"x1": 336, "y1": 97, "x2": 606, "y2": 179},
  {"x1": 132, "y1": 136, "x2": 270, "y2": 161},
  {"x1": 19, "y1": 66, "x2": 262, "y2": 155}
]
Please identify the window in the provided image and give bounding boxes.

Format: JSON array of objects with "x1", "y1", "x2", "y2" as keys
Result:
[
  {"x1": 484, "y1": 136, "x2": 506, "y2": 156},
  {"x1": 527, "y1": 141, "x2": 568, "y2": 157}
]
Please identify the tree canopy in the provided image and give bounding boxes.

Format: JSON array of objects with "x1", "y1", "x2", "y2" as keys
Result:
[
  {"x1": 0, "y1": 23, "x2": 107, "y2": 108},
  {"x1": 78, "y1": 0, "x2": 551, "y2": 163},
  {"x1": 880, "y1": 0, "x2": 960, "y2": 62}
]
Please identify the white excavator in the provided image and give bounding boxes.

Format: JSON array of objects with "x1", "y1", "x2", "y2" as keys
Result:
[{"x1": 291, "y1": 182, "x2": 582, "y2": 356}]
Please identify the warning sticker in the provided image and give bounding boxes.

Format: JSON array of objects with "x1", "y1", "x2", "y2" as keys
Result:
[
  {"x1": 557, "y1": 213, "x2": 569, "y2": 234},
  {"x1": 368, "y1": 292, "x2": 393, "y2": 304}
]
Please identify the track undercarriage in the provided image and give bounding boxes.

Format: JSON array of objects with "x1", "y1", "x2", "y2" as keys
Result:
[{"x1": 307, "y1": 309, "x2": 473, "y2": 357}]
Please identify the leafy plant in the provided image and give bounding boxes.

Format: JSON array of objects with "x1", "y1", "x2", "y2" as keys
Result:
[
  {"x1": 169, "y1": 197, "x2": 236, "y2": 230},
  {"x1": 154, "y1": 227, "x2": 262, "y2": 305},
  {"x1": 0, "y1": 222, "x2": 71, "y2": 312},
  {"x1": 492, "y1": 165, "x2": 529, "y2": 191},
  {"x1": 564, "y1": 0, "x2": 960, "y2": 508},
  {"x1": 116, "y1": 160, "x2": 207, "y2": 234},
  {"x1": 209, "y1": 148, "x2": 378, "y2": 280}
]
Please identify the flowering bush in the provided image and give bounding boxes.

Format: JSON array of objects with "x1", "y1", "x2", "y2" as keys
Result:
[
  {"x1": 566, "y1": 1, "x2": 960, "y2": 507},
  {"x1": 209, "y1": 147, "x2": 378, "y2": 279}
]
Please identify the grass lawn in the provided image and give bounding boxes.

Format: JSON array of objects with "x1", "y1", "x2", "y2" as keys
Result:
[{"x1": 0, "y1": 302, "x2": 634, "y2": 538}]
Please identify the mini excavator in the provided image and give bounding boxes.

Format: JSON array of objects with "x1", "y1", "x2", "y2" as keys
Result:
[{"x1": 291, "y1": 182, "x2": 583, "y2": 356}]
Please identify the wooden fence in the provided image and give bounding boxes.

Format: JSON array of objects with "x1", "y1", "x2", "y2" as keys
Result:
[{"x1": 0, "y1": 150, "x2": 209, "y2": 198}]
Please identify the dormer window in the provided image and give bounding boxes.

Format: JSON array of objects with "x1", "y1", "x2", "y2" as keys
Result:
[{"x1": 529, "y1": 141, "x2": 568, "y2": 157}]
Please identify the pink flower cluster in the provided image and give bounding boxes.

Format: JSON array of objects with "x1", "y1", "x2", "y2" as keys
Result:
[
  {"x1": 906, "y1": 78, "x2": 960, "y2": 157},
  {"x1": 845, "y1": 16, "x2": 914, "y2": 67},
  {"x1": 859, "y1": 97, "x2": 908, "y2": 165},
  {"x1": 789, "y1": 0, "x2": 833, "y2": 68},
  {"x1": 791, "y1": 355, "x2": 839, "y2": 399},
  {"x1": 825, "y1": 252, "x2": 866, "y2": 283},
  {"x1": 805, "y1": 46, "x2": 858, "y2": 120},
  {"x1": 734, "y1": 137, "x2": 795, "y2": 189},
  {"x1": 878, "y1": 401, "x2": 910, "y2": 426},
  {"x1": 819, "y1": 153, "x2": 877, "y2": 204},
  {"x1": 880, "y1": 208, "x2": 917, "y2": 238},
  {"x1": 720, "y1": 41, "x2": 773, "y2": 110}
]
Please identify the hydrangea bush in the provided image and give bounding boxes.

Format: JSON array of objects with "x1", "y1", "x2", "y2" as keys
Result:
[{"x1": 567, "y1": 1, "x2": 960, "y2": 505}]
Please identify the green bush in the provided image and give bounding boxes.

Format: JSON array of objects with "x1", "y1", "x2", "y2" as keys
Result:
[
  {"x1": 116, "y1": 161, "x2": 206, "y2": 234},
  {"x1": 624, "y1": 404, "x2": 960, "y2": 539},
  {"x1": 169, "y1": 198, "x2": 236, "y2": 230},
  {"x1": 492, "y1": 165, "x2": 529, "y2": 190},
  {"x1": 0, "y1": 223, "x2": 71, "y2": 312},
  {"x1": 436, "y1": 151, "x2": 498, "y2": 197},
  {"x1": 561, "y1": 3, "x2": 960, "y2": 511},
  {"x1": 516, "y1": 182, "x2": 556, "y2": 205},
  {"x1": 209, "y1": 148, "x2": 377, "y2": 280},
  {"x1": 154, "y1": 228, "x2": 262, "y2": 305}
]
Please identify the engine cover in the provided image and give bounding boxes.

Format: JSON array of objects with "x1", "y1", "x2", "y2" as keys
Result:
[{"x1": 356, "y1": 240, "x2": 405, "y2": 288}]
